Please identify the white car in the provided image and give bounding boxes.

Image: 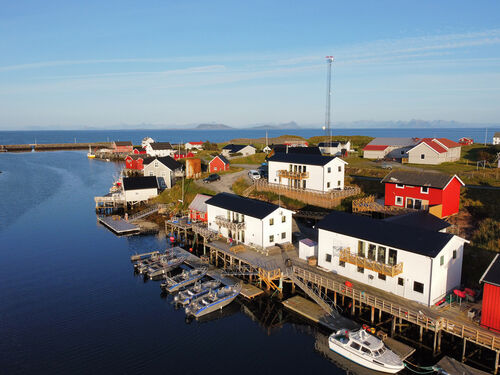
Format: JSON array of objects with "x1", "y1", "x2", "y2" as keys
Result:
[{"x1": 248, "y1": 170, "x2": 261, "y2": 180}]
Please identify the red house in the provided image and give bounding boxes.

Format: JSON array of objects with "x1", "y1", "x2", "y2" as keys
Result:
[
  {"x1": 173, "y1": 151, "x2": 194, "y2": 160},
  {"x1": 125, "y1": 155, "x2": 144, "y2": 170},
  {"x1": 381, "y1": 170, "x2": 464, "y2": 218},
  {"x1": 480, "y1": 255, "x2": 500, "y2": 333},
  {"x1": 112, "y1": 141, "x2": 133, "y2": 153},
  {"x1": 209, "y1": 154, "x2": 230, "y2": 173},
  {"x1": 188, "y1": 194, "x2": 211, "y2": 222},
  {"x1": 133, "y1": 146, "x2": 146, "y2": 154},
  {"x1": 459, "y1": 137, "x2": 474, "y2": 146}
]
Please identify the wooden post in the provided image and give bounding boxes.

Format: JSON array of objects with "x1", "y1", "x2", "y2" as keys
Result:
[
  {"x1": 351, "y1": 299, "x2": 355, "y2": 315},
  {"x1": 378, "y1": 308, "x2": 382, "y2": 322},
  {"x1": 333, "y1": 291, "x2": 337, "y2": 305},
  {"x1": 391, "y1": 317, "x2": 396, "y2": 337},
  {"x1": 437, "y1": 330, "x2": 442, "y2": 353},
  {"x1": 291, "y1": 282, "x2": 295, "y2": 294},
  {"x1": 462, "y1": 338, "x2": 467, "y2": 362},
  {"x1": 494, "y1": 350, "x2": 499, "y2": 375},
  {"x1": 419, "y1": 326, "x2": 423, "y2": 342},
  {"x1": 371, "y1": 307, "x2": 375, "y2": 324}
]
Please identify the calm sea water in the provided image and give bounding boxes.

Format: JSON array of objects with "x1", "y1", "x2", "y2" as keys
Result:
[
  {"x1": 0, "y1": 127, "x2": 498, "y2": 145},
  {"x1": 0, "y1": 151, "x2": 355, "y2": 375}
]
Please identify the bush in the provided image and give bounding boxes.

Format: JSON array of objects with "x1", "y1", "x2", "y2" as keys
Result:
[
  {"x1": 203, "y1": 141, "x2": 219, "y2": 151},
  {"x1": 471, "y1": 218, "x2": 500, "y2": 251}
]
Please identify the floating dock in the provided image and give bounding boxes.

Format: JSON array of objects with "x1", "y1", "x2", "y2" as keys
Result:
[
  {"x1": 97, "y1": 216, "x2": 140, "y2": 235},
  {"x1": 436, "y1": 356, "x2": 490, "y2": 375}
]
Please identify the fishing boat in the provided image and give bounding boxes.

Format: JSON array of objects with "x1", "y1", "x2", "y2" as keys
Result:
[
  {"x1": 174, "y1": 280, "x2": 221, "y2": 306},
  {"x1": 87, "y1": 145, "x2": 95, "y2": 158},
  {"x1": 185, "y1": 283, "x2": 241, "y2": 318},
  {"x1": 161, "y1": 267, "x2": 207, "y2": 293},
  {"x1": 145, "y1": 254, "x2": 188, "y2": 278},
  {"x1": 328, "y1": 328, "x2": 404, "y2": 374}
]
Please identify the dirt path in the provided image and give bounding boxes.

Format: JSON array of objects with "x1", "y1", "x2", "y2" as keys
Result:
[{"x1": 194, "y1": 169, "x2": 253, "y2": 194}]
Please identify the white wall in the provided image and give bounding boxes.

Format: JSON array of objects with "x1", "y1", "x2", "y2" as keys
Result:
[
  {"x1": 124, "y1": 187, "x2": 158, "y2": 203},
  {"x1": 316, "y1": 228, "x2": 453, "y2": 306},
  {"x1": 143, "y1": 162, "x2": 174, "y2": 188},
  {"x1": 145, "y1": 144, "x2": 174, "y2": 157},
  {"x1": 363, "y1": 149, "x2": 389, "y2": 159},
  {"x1": 185, "y1": 143, "x2": 203, "y2": 150}
]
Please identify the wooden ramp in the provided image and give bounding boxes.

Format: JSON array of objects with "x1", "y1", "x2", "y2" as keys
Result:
[
  {"x1": 436, "y1": 356, "x2": 490, "y2": 375},
  {"x1": 383, "y1": 337, "x2": 415, "y2": 360},
  {"x1": 97, "y1": 216, "x2": 140, "y2": 235},
  {"x1": 239, "y1": 283, "x2": 264, "y2": 299}
]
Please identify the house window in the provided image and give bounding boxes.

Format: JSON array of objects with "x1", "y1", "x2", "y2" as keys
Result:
[
  {"x1": 421, "y1": 187, "x2": 429, "y2": 194},
  {"x1": 358, "y1": 241, "x2": 365, "y2": 257},
  {"x1": 396, "y1": 184, "x2": 404, "y2": 189},
  {"x1": 327, "y1": 182, "x2": 330, "y2": 188},
  {"x1": 269, "y1": 235, "x2": 274, "y2": 243},
  {"x1": 338, "y1": 166, "x2": 342, "y2": 172},
  {"x1": 420, "y1": 154, "x2": 425, "y2": 160},
  {"x1": 214, "y1": 167, "x2": 218, "y2": 171},
  {"x1": 357, "y1": 266, "x2": 364, "y2": 273},
  {"x1": 325, "y1": 254, "x2": 332, "y2": 263},
  {"x1": 154, "y1": 161, "x2": 159, "y2": 168},
  {"x1": 398, "y1": 277, "x2": 404, "y2": 286},
  {"x1": 327, "y1": 167, "x2": 331, "y2": 173},
  {"x1": 281, "y1": 232, "x2": 286, "y2": 239},
  {"x1": 440, "y1": 255, "x2": 444, "y2": 266},
  {"x1": 388, "y1": 249, "x2": 397, "y2": 265},
  {"x1": 378, "y1": 273, "x2": 386, "y2": 280},
  {"x1": 395, "y1": 196, "x2": 403, "y2": 206},
  {"x1": 339, "y1": 260, "x2": 345, "y2": 267},
  {"x1": 337, "y1": 180, "x2": 341, "y2": 186},
  {"x1": 377, "y1": 246, "x2": 386, "y2": 264},
  {"x1": 453, "y1": 250, "x2": 457, "y2": 259},
  {"x1": 368, "y1": 244, "x2": 376, "y2": 261},
  {"x1": 303, "y1": 166, "x2": 306, "y2": 172},
  {"x1": 413, "y1": 281, "x2": 424, "y2": 294},
  {"x1": 149, "y1": 172, "x2": 154, "y2": 176},
  {"x1": 269, "y1": 218, "x2": 274, "y2": 226}
]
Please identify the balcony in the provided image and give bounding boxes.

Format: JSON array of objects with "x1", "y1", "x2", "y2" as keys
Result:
[
  {"x1": 215, "y1": 215, "x2": 246, "y2": 231},
  {"x1": 277, "y1": 170, "x2": 309, "y2": 180},
  {"x1": 339, "y1": 248, "x2": 403, "y2": 277}
]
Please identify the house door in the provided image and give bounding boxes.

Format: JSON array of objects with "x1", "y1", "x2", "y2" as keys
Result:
[
  {"x1": 302, "y1": 180, "x2": 306, "y2": 189},
  {"x1": 406, "y1": 198, "x2": 423, "y2": 209}
]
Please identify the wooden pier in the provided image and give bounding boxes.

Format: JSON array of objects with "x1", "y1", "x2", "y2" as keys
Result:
[{"x1": 97, "y1": 216, "x2": 140, "y2": 235}]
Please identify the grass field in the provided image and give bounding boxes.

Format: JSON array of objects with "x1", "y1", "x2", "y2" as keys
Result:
[
  {"x1": 155, "y1": 178, "x2": 216, "y2": 212},
  {"x1": 230, "y1": 153, "x2": 267, "y2": 165}
]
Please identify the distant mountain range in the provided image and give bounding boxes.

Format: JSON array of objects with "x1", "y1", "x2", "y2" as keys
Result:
[
  {"x1": 195, "y1": 123, "x2": 232, "y2": 130},
  {"x1": 251, "y1": 121, "x2": 301, "y2": 129}
]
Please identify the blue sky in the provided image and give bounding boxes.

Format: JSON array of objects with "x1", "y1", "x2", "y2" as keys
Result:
[{"x1": 0, "y1": 0, "x2": 499, "y2": 129}]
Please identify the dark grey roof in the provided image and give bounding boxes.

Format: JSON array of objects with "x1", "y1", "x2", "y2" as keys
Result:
[
  {"x1": 122, "y1": 176, "x2": 158, "y2": 191},
  {"x1": 205, "y1": 192, "x2": 279, "y2": 219},
  {"x1": 268, "y1": 152, "x2": 336, "y2": 166},
  {"x1": 494, "y1": 132, "x2": 500, "y2": 138},
  {"x1": 149, "y1": 142, "x2": 173, "y2": 150},
  {"x1": 381, "y1": 170, "x2": 457, "y2": 189},
  {"x1": 317, "y1": 211, "x2": 454, "y2": 257},
  {"x1": 212, "y1": 154, "x2": 229, "y2": 164},
  {"x1": 142, "y1": 156, "x2": 182, "y2": 170},
  {"x1": 271, "y1": 145, "x2": 322, "y2": 155},
  {"x1": 480, "y1": 254, "x2": 500, "y2": 287},
  {"x1": 114, "y1": 141, "x2": 133, "y2": 146},
  {"x1": 222, "y1": 144, "x2": 254, "y2": 153},
  {"x1": 383, "y1": 211, "x2": 451, "y2": 232},
  {"x1": 367, "y1": 137, "x2": 418, "y2": 147},
  {"x1": 318, "y1": 142, "x2": 340, "y2": 147}
]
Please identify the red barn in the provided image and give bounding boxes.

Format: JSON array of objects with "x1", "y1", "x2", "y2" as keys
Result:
[
  {"x1": 381, "y1": 170, "x2": 464, "y2": 218},
  {"x1": 188, "y1": 194, "x2": 211, "y2": 222},
  {"x1": 173, "y1": 151, "x2": 194, "y2": 160},
  {"x1": 459, "y1": 137, "x2": 474, "y2": 146},
  {"x1": 208, "y1": 155, "x2": 230, "y2": 173},
  {"x1": 112, "y1": 141, "x2": 133, "y2": 153},
  {"x1": 480, "y1": 255, "x2": 500, "y2": 333},
  {"x1": 125, "y1": 155, "x2": 144, "y2": 170}
]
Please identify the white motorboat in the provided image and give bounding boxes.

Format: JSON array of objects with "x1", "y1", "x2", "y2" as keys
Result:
[
  {"x1": 174, "y1": 280, "x2": 221, "y2": 306},
  {"x1": 185, "y1": 283, "x2": 242, "y2": 318},
  {"x1": 328, "y1": 329, "x2": 404, "y2": 374},
  {"x1": 161, "y1": 267, "x2": 207, "y2": 293}
]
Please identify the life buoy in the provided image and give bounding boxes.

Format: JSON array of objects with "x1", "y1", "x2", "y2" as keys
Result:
[
  {"x1": 345, "y1": 281, "x2": 353, "y2": 288},
  {"x1": 362, "y1": 324, "x2": 368, "y2": 330},
  {"x1": 370, "y1": 327, "x2": 376, "y2": 334}
]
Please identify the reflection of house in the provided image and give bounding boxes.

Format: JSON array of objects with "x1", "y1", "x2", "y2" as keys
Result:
[
  {"x1": 317, "y1": 210, "x2": 467, "y2": 306},
  {"x1": 189, "y1": 194, "x2": 212, "y2": 222},
  {"x1": 209, "y1": 155, "x2": 230, "y2": 173},
  {"x1": 221, "y1": 144, "x2": 256, "y2": 157},
  {"x1": 185, "y1": 141, "x2": 204, "y2": 150},
  {"x1": 406, "y1": 138, "x2": 461, "y2": 165},
  {"x1": 381, "y1": 170, "x2": 464, "y2": 218},
  {"x1": 493, "y1": 132, "x2": 500, "y2": 145},
  {"x1": 480, "y1": 254, "x2": 500, "y2": 333},
  {"x1": 267, "y1": 153, "x2": 347, "y2": 192},
  {"x1": 206, "y1": 193, "x2": 293, "y2": 249},
  {"x1": 112, "y1": 141, "x2": 133, "y2": 153},
  {"x1": 142, "y1": 156, "x2": 182, "y2": 189},
  {"x1": 145, "y1": 142, "x2": 174, "y2": 157},
  {"x1": 318, "y1": 141, "x2": 350, "y2": 156},
  {"x1": 363, "y1": 138, "x2": 418, "y2": 159},
  {"x1": 122, "y1": 176, "x2": 158, "y2": 204}
]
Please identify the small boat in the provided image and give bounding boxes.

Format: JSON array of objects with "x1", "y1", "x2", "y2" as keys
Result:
[
  {"x1": 328, "y1": 329, "x2": 404, "y2": 374},
  {"x1": 87, "y1": 145, "x2": 95, "y2": 158},
  {"x1": 174, "y1": 280, "x2": 221, "y2": 306},
  {"x1": 130, "y1": 251, "x2": 160, "y2": 262},
  {"x1": 185, "y1": 283, "x2": 242, "y2": 318},
  {"x1": 145, "y1": 254, "x2": 188, "y2": 278},
  {"x1": 161, "y1": 267, "x2": 207, "y2": 293}
]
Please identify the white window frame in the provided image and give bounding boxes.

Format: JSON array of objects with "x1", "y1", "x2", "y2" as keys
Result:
[
  {"x1": 420, "y1": 154, "x2": 425, "y2": 160},
  {"x1": 395, "y1": 196, "x2": 403, "y2": 206},
  {"x1": 327, "y1": 167, "x2": 331, "y2": 173},
  {"x1": 420, "y1": 186, "x2": 429, "y2": 194},
  {"x1": 396, "y1": 184, "x2": 404, "y2": 189}
]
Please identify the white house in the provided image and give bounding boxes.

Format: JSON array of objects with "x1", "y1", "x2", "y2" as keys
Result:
[
  {"x1": 316, "y1": 211, "x2": 467, "y2": 306},
  {"x1": 142, "y1": 137, "x2": 155, "y2": 149},
  {"x1": 145, "y1": 142, "x2": 175, "y2": 157},
  {"x1": 205, "y1": 193, "x2": 293, "y2": 249},
  {"x1": 406, "y1": 138, "x2": 461, "y2": 165},
  {"x1": 122, "y1": 176, "x2": 159, "y2": 204},
  {"x1": 267, "y1": 153, "x2": 347, "y2": 192},
  {"x1": 363, "y1": 138, "x2": 419, "y2": 159},
  {"x1": 221, "y1": 144, "x2": 256, "y2": 157},
  {"x1": 185, "y1": 141, "x2": 204, "y2": 150},
  {"x1": 318, "y1": 141, "x2": 350, "y2": 156},
  {"x1": 493, "y1": 132, "x2": 500, "y2": 145},
  {"x1": 142, "y1": 156, "x2": 182, "y2": 189}
]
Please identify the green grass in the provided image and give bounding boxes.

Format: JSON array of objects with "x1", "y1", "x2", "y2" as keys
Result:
[
  {"x1": 249, "y1": 191, "x2": 307, "y2": 210},
  {"x1": 231, "y1": 176, "x2": 251, "y2": 195},
  {"x1": 308, "y1": 135, "x2": 374, "y2": 150},
  {"x1": 230, "y1": 153, "x2": 267, "y2": 165},
  {"x1": 155, "y1": 179, "x2": 216, "y2": 212}
]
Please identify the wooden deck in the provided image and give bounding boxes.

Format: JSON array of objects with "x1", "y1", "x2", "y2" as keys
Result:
[{"x1": 97, "y1": 216, "x2": 140, "y2": 235}]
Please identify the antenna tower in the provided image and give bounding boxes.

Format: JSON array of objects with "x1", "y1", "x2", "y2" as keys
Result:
[{"x1": 324, "y1": 56, "x2": 334, "y2": 144}]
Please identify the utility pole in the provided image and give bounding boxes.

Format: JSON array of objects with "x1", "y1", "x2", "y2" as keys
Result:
[{"x1": 324, "y1": 56, "x2": 334, "y2": 145}]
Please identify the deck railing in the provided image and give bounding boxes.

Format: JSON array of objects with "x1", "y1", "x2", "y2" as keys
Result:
[
  {"x1": 215, "y1": 216, "x2": 246, "y2": 231},
  {"x1": 277, "y1": 170, "x2": 309, "y2": 180},
  {"x1": 339, "y1": 248, "x2": 404, "y2": 277}
]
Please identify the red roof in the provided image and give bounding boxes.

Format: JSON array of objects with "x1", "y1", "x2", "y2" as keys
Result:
[
  {"x1": 419, "y1": 139, "x2": 447, "y2": 153},
  {"x1": 188, "y1": 141, "x2": 204, "y2": 145},
  {"x1": 435, "y1": 138, "x2": 461, "y2": 148},
  {"x1": 363, "y1": 145, "x2": 389, "y2": 151}
]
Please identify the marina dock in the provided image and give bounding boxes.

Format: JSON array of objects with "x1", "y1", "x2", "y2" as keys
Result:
[{"x1": 97, "y1": 216, "x2": 140, "y2": 235}]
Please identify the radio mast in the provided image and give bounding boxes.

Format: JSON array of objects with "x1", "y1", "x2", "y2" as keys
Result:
[{"x1": 324, "y1": 56, "x2": 334, "y2": 144}]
